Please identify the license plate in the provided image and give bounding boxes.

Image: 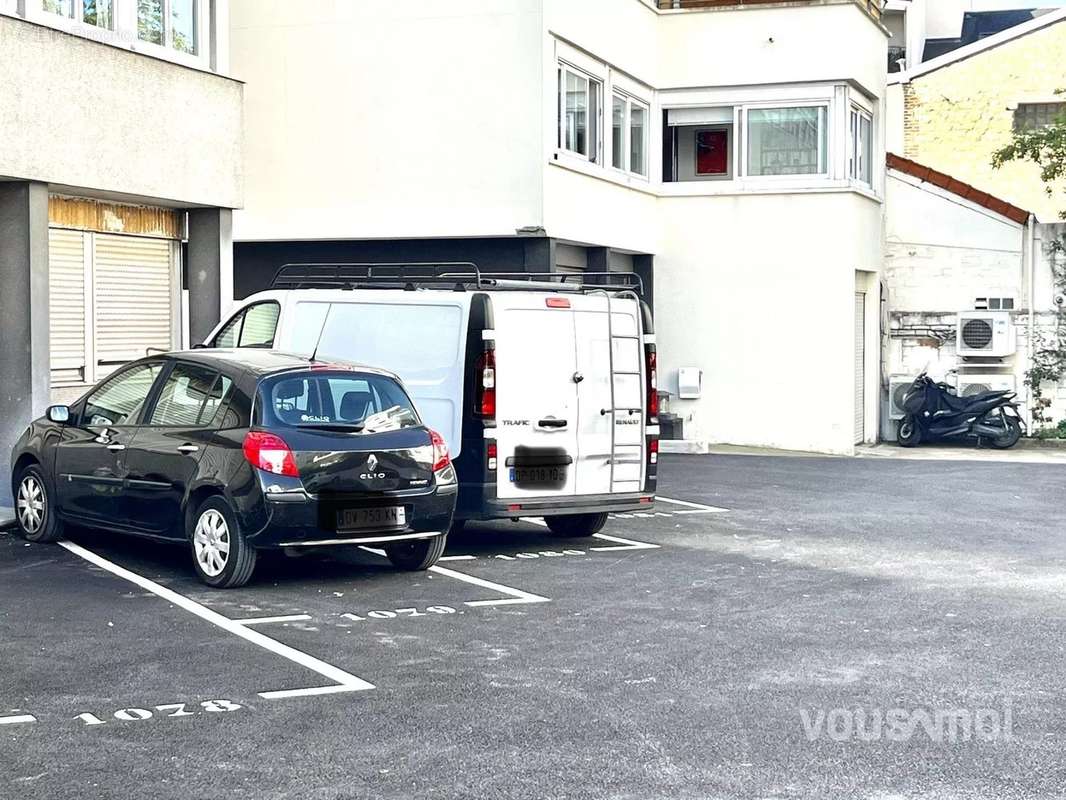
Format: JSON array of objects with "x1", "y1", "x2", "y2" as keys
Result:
[
  {"x1": 510, "y1": 466, "x2": 567, "y2": 485},
  {"x1": 336, "y1": 506, "x2": 406, "y2": 531}
]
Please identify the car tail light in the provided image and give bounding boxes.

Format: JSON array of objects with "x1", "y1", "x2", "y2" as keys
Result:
[
  {"x1": 476, "y1": 347, "x2": 496, "y2": 419},
  {"x1": 646, "y1": 347, "x2": 658, "y2": 421},
  {"x1": 649, "y1": 438, "x2": 659, "y2": 466},
  {"x1": 243, "y1": 431, "x2": 299, "y2": 477},
  {"x1": 487, "y1": 441, "x2": 498, "y2": 471},
  {"x1": 429, "y1": 429, "x2": 456, "y2": 485}
]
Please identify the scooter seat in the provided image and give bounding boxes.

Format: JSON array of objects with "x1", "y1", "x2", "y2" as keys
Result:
[{"x1": 940, "y1": 389, "x2": 1011, "y2": 412}]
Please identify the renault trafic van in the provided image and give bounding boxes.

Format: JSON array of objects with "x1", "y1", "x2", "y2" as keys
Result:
[{"x1": 202, "y1": 264, "x2": 658, "y2": 536}]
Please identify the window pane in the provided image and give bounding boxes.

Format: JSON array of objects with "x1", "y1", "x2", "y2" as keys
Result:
[
  {"x1": 588, "y1": 79, "x2": 600, "y2": 163},
  {"x1": 612, "y1": 96, "x2": 626, "y2": 170},
  {"x1": 860, "y1": 114, "x2": 872, "y2": 184},
  {"x1": 171, "y1": 0, "x2": 197, "y2": 54},
  {"x1": 43, "y1": 0, "x2": 73, "y2": 18},
  {"x1": 83, "y1": 362, "x2": 162, "y2": 427},
  {"x1": 149, "y1": 364, "x2": 219, "y2": 427},
  {"x1": 258, "y1": 373, "x2": 420, "y2": 432},
  {"x1": 138, "y1": 0, "x2": 164, "y2": 45},
  {"x1": 212, "y1": 312, "x2": 243, "y2": 348},
  {"x1": 238, "y1": 303, "x2": 280, "y2": 347},
  {"x1": 630, "y1": 104, "x2": 647, "y2": 176},
  {"x1": 83, "y1": 0, "x2": 113, "y2": 28},
  {"x1": 747, "y1": 106, "x2": 827, "y2": 176},
  {"x1": 565, "y1": 71, "x2": 588, "y2": 156},
  {"x1": 198, "y1": 375, "x2": 233, "y2": 427}
]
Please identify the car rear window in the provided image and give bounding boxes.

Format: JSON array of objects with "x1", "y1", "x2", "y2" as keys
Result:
[{"x1": 257, "y1": 371, "x2": 421, "y2": 433}]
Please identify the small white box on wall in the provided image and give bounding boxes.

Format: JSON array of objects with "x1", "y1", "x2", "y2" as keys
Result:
[{"x1": 678, "y1": 367, "x2": 702, "y2": 399}]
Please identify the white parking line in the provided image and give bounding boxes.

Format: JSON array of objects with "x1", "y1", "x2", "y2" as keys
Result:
[
  {"x1": 236, "y1": 614, "x2": 313, "y2": 626},
  {"x1": 656, "y1": 496, "x2": 729, "y2": 513},
  {"x1": 428, "y1": 564, "x2": 551, "y2": 608},
  {"x1": 589, "y1": 533, "x2": 661, "y2": 552},
  {"x1": 0, "y1": 714, "x2": 36, "y2": 726},
  {"x1": 438, "y1": 555, "x2": 478, "y2": 562},
  {"x1": 59, "y1": 541, "x2": 375, "y2": 700}
]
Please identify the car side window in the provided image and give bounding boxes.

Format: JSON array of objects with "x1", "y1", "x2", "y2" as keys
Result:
[
  {"x1": 212, "y1": 312, "x2": 244, "y2": 348},
  {"x1": 238, "y1": 302, "x2": 280, "y2": 348},
  {"x1": 82, "y1": 362, "x2": 163, "y2": 427},
  {"x1": 148, "y1": 364, "x2": 232, "y2": 427}
]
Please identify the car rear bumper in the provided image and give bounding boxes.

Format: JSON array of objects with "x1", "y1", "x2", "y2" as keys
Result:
[
  {"x1": 245, "y1": 484, "x2": 456, "y2": 548},
  {"x1": 455, "y1": 482, "x2": 655, "y2": 520}
]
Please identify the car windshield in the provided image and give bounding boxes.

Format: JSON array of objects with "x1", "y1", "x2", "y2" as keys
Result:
[{"x1": 257, "y1": 370, "x2": 421, "y2": 432}]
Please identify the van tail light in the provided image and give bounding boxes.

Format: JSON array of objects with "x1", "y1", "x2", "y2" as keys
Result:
[
  {"x1": 243, "y1": 431, "x2": 299, "y2": 477},
  {"x1": 649, "y1": 438, "x2": 659, "y2": 466},
  {"x1": 487, "y1": 441, "x2": 498, "y2": 472},
  {"x1": 646, "y1": 347, "x2": 658, "y2": 422},
  {"x1": 476, "y1": 347, "x2": 496, "y2": 419},
  {"x1": 429, "y1": 429, "x2": 457, "y2": 486}
]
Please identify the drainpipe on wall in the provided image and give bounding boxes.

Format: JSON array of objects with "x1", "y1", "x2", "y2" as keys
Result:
[{"x1": 1027, "y1": 214, "x2": 1037, "y2": 423}]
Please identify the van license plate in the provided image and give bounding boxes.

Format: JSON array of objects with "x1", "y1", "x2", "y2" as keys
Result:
[
  {"x1": 336, "y1": 507, "x2": 406, "y2": 531},
  {"x1": 510, "y1": 466, "x2": 567, "y2": 485}
]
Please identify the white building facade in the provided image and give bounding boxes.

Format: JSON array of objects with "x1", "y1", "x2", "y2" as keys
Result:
[{"x1": 229, "y1": 0, "x2": 887, "y2": 455}]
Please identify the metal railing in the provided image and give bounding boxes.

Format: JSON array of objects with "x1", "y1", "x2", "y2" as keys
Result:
[{"x1": 656, "y1": 0, "x2": 882, "y2": 19}]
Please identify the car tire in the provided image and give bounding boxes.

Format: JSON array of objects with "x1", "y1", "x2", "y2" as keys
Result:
[
  {"x1": 385, "y1": 535, "x2": 447, "y2": 571},
  {"x1": 896, "y1": 417, "x2": 922, "y2": 448},
  {"x1": 545, "y1": 512, "x2": 609, "y2": 538},
  {"x1": 990, "y1": 417, "x2": 1023, "y2": 450},
  {"x1": 189, "y1": 496, "x2": 256, "y2": 589},
  {"x1": 14, "y1": 464, "x2": 62, "y2": 544}
]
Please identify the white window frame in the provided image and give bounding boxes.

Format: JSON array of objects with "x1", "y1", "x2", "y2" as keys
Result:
[
  {"x1": 610, "y1": 91, "x2": 650, "y2": 179},
  {"x1": 848, "y1": 105, "x2": 873, "y2": 186},
  {"x1": 558, "y1": 62, "x2": 603, "y2": 165},
  {"x1": 18, "y1": 0, "x2": 210, "y2": 71},
  {"x1": 742, "y1": 101, "x2": 830, "y2": 180}
]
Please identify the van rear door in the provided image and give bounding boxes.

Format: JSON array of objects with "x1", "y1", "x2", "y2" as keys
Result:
[
  {"x1": 493, "y1": 295, "x2": 579, "y2": 499},
  {"x1": 572, "y1": 295, "x2": 645, "y2": 495}
]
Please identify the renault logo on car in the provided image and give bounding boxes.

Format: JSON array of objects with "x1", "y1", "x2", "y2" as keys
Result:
[{"x1": 361, "y1": 453, "x2": 386, "y2": 480}]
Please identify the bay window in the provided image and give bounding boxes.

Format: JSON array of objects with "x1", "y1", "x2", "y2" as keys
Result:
[
  {"x1": 746, "y1": 106, "x2": 828, "y2": 177},
  {"x1": 611, "y1": 92, "x2": 649, "y2": 177},
  {"x1": 849, "y1": 106, "x2": 873, "y2": 185},
  {"x1": 560, "y1": 66, "x2": 601, "y2": 163},
  {"x1": 43, "y1": 0, "x2": 112, "y2": 28},
  {"x1": 138, "y1": 0, "x2": 198, "y2": 54}
]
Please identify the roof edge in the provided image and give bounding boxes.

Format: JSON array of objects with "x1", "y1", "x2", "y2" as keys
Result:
[{"x1": 886, "y1": 153, "x2": 1031, "y2": 225}]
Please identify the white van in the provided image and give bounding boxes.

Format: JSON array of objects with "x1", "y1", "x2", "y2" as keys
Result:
[{"x1": 202, "y1": 264, "x2": 658, "y2": 536}]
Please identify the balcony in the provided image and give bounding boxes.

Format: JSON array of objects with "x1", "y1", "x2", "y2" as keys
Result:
[{"x1": 656, "y1": 0, "x2": 882, "y2": 20}]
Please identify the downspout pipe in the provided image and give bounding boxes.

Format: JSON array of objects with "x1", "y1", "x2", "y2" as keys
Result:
[{"x1": 1027, "y1": 214, "x2": 1037, "y2": 424}]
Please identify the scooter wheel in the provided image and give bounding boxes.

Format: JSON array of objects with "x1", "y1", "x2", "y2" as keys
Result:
[
  {"x1": 989, "y1": 417, "x2": 1022, "y2": 450},
  {"x1": 897, "y1": 417, "x2": 922, "y2": 448}
]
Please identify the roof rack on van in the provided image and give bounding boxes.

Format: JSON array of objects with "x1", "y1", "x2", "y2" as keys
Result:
[{"x1": 270, "y1": 262, "x2": 645, "y2": 296}]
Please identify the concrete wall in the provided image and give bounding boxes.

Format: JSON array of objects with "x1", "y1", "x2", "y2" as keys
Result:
[
  {"x1": 229, "y1": 0, "x2": 544, "y2": 242},
  {"x1": 899, "y1": 18, "x2": 1066, "y2": 222},
  {"x1": 656, "y1": 191, "x2": 883, "y2": 455},
  {"x1": 0, "y1": 15, "x2": 243, "y2": 208}
]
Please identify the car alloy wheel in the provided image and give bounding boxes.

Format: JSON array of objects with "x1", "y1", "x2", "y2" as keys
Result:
[
  {"x1": 16, "y1": 474, "x2": 45, "y2": 535},
  {"x1": 193, "y1": 508, "x2": 231, "y2": 578}
]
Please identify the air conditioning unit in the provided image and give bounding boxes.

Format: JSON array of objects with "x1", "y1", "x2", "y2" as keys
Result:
[
  {"x1": 956, "y1": 311, "x2": 1016, "y2": 358},
  {"x1": 956, "y1": 373, "x2": 1016, "y2": 398},
  {"x1": 888, "y1": 375, "x2": 917, "y2": 420}
]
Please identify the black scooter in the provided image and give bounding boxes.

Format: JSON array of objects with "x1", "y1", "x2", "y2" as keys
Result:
[{"x1": 897, "y1": 372, "x2": 1025, "y2": 449}]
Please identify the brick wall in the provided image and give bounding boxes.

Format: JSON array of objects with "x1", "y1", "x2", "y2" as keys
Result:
[{"x1": 901, "y1": 20, "x2": 1066, "y2": 222}]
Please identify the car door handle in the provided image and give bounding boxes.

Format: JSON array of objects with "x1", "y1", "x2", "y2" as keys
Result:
[
  {"x1": 536, "y1": 418, "x2": 568, "y2": 431},
  {"x1": 177, "y1": 444, "x2": 200, "y2": 454},
  {"x1": 106, "y1": 443, "x2": 126, "y2": 452}
]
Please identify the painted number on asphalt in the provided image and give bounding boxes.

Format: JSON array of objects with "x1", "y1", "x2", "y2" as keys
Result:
[
  {"x1": 74, "y1": 699, "x2": 243, "y2": 727},
  {"x1": 342, "y1": 606, "x2": 457, "y2": 622}
]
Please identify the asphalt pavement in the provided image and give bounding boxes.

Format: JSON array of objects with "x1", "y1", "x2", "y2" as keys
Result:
[{"x1": 2, "y1": 453, "x2": 1065, "y2": 799}]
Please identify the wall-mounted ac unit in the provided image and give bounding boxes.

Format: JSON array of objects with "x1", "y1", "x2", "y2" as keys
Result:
[
  {"x1": 956, "y1": 374, "x2": 1016, "y2": 398},
  {"x1": 956, "y1": 311, "x2": 1016, "y2": 358},
  {"x1": 888, "y1": 375, "x2": 916, "y2": 420}
]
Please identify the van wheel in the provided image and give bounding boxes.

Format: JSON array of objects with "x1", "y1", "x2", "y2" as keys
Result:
[
  {"x1": 545, "y1": 513, "x2": 608, "y2": 538},
  {"x1": 386, "y1": 535, "x2": 447, "y2": 571},
  {"x1": 189, "y1": 497, "x2": 256, "y2": 588},
  {"x1": 14, "y1": 465, "x2": 62, "y2": 543}
]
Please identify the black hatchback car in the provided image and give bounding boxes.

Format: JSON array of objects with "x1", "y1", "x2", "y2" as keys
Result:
[{"x1": 9, "y1": 350, "x2": 457, "y2": 587}]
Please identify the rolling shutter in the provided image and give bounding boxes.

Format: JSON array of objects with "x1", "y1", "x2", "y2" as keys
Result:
[
  {"x1": 93, "y1": 234, "x2": 175, "y2": 365},
  {"x1": 48, "y1": 228, "x2": 88, "y2": 386}
]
